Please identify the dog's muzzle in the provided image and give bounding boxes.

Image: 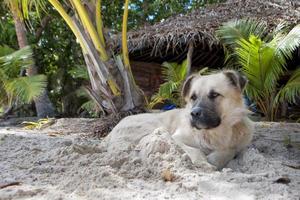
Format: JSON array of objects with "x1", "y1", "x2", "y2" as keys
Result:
[{"x1": 190, "y1": 107, "x2": 221, "y2": 129}]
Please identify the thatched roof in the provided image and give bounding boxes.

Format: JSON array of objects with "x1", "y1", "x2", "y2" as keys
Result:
[{"x1": 114, "y1": 0, "x2": 300, "y2": 68}]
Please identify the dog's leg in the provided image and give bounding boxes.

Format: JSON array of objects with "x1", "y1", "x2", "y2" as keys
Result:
[
  {"x1": 172, "y1": 130, "x2": 216, "y2": 171},
  {"x1": 207, "y1": 149, "x2": 236, "y2": 170}
]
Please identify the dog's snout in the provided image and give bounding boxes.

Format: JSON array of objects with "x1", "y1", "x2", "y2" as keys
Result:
[{"x1": 191, "y1": 107, "x2": 203, "y2": 118}]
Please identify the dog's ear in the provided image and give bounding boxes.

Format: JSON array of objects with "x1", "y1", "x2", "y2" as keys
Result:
[
  {"x1": 182, "y1": 74, "x2": 197, "y2": 100},
  {"x1": 223, "y1": 70, "x2": 248, "y2": 91}
]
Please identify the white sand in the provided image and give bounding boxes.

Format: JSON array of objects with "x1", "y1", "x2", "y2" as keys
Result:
[{"x1": 0, "y1": 120, "x2": 299, "y2": 200}]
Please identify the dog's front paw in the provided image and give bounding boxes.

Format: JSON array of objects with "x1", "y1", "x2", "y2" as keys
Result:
[{"x1": 193, "y1": 160, "x2": 217, "y2": 172}]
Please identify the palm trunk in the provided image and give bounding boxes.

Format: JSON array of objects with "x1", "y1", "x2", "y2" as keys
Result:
[
  {"x1": 12, "y1": 10, "x2": 55, "y2": 117},
  {"x1": 48, "y1": 0, "x2": 145, "y2": 115}
]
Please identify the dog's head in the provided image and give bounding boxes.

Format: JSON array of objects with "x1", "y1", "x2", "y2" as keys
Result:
[{"x1": 182, "y1": 70, "x2": 247, "y2": 130}]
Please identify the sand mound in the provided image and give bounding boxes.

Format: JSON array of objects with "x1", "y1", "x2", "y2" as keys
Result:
[{"x1": 0, "y1": 121, "x2": 299, "y2": 200}]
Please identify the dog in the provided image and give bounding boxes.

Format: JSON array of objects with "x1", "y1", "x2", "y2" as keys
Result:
[{"x1": 105, "y1": 70, "x2": 254, "y2": 170}]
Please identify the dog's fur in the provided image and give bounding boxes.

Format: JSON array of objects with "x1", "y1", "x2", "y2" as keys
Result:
[{"x1": 106, "y1": 70, "x2": 254, "y2": 170}]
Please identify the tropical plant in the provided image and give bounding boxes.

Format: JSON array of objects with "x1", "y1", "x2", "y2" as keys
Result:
[
  {"x1": 2, "y1": 0, "x2": 55, "y2": 117},
  {"x1": 149, "y1": 58, "x2": 209, "y2": 108},
  {"x1": 217, "y1": 19, "x2": 300, "y2": 120},
  {"x1": 19, "y1": 0, "x2": 146, "y2": 115},
  {"x1": 149, "y1": 60, "x2": 188, "y2": 108},
  {"x1": 69, "y1": 65, "x2": 103, "y2": 117},
  {"x1": 0, "y1": 46, "x2": 47, "y2": 116}
]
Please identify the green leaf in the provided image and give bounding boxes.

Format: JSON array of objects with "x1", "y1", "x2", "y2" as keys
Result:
[
  {"x1": 276, "y1": 69, "x2": 300, "y2": 104},
  {"x1": 0, "y1": 45, "x2": 15, "y2": 57},
  {"x1": 0, "y1": 46, "x2": 33, "y2": 77},
  {"x1": 217, "y1": 19, "x2": 268, "y2": 49},
  {"x1": 218, "y1": 19, "x2": 300, "y2": 120},
  {"x1": 68, "y1": 65, "x2": 89, "y2": 80},
  {"x1": 5, "y1": 75, "x2": 47, "y2": 104}
]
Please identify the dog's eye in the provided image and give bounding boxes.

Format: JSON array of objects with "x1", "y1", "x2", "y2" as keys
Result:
[
  {"x1": 190, "y1": 94, "x2": 197, "y2": 101},
  {"x1": 208, "y1": 92, "x2": 220, "y2": 99}
]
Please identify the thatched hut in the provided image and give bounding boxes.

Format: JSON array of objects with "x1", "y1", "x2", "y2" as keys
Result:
[{"x1": 114, "y1": 0, "x2": 300, "y2": 96}]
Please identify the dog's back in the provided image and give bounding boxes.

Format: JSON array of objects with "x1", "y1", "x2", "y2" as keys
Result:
[{"x1": 106, "y1": 109, "x2": 183, "y2": 153}]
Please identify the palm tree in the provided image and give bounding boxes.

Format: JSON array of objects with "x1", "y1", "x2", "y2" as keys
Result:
[
  {"x1": 0, "y1": 46, "x2": 47, "y2": 117},
  {"x1": 24, "y1": 0, "x2": 144, "y2": 115},
  {"x1": 217, "y1": 19, "x2": 300, "y2": 120},
  {"x1": 3, "y1": 0, "x2": 55, "y2": 117}
]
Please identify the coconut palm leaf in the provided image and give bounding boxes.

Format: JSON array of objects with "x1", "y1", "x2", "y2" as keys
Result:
[
  {"x1": 220, "y1": 19, "x2": 300, "y2": 120},
  {"x1": 0, "y1": 46, "x2": 47, "y2": 107},
  {"x1": 149, "y1": 81, "x2": 179, "y2": 107},
  {"x1": 3, "y1": 0, "x2": 47, "y2": 20},
  {"x1": 78, "y1": 100, "x2": 99, "y2": 116},
  {"x1": 163, "y1": 62, "x2": 179, "y2": 82},
  {"x1": 0, "y1": 46, "x2": 33, "y2": 77},
  {"x1": 161, "y1": 60, "x2": 187, "y2": 83},
  {"x1": 0, "y1": 45, "x2": 15, "y2": 57},
  {"x1": 68, "y1": 65, "x2": 89, "y2": 80},
  {"x1": 275, "y1": 25, "x2": 300, "y2": 61},
  {"x1": 0, "y1": 70, "x2": 9, "y2": 105},
  {"x1": 20, "y1": 0, "x2": 47, "y2": 19},
  {"x1": 217, "y1": 19, "x2": 268, "y2": 48},
  {"x1": 217, "y1": 19, "x2": 269, "y2": 68},
  {"x1": 4, "y1": 75, "x2": 47, "y2": 104},
  {"x1": 275, "y1": 69, "x2": 300, "y2": 104},
  {"x1": 236, "y1": 35, "x2": 284, "y2": 99},
  {"x1": 272, "y1": 22, "x2": 288, "y2": 37},
  {"x1": 150, "y1": 59, "x2": 188, "y2": 108}
]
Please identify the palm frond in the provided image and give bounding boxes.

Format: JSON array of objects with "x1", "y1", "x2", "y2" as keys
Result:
[
  {"x1": 20, "y1": 0, "x2": 47, "y2": 19},
  {"x1": 275, "y1": 25, "x2": 300, "y2": 61},
  {"x1": 4, "y1": 75, "x2": 47, "y2": 104},
  {"x1": 217, "y1": 19, "x2": 269, "y2": 69},
  {"x1": 0, "y1": 46, "x2": 33, "y2": 77},
  {"x1": 156, "y1": 81, "x2": 179, "y2": 98},
  {"x1": 68, "y1": 65, "x2": 89, "y2": 80},
  {"x1": 178, "y1": 59, "x2": 188, "y2": 80},
  {"x1": 161, "y1": 62, "x2": 180, "y2": 82},
  {"x1": 161, "y1": 59, "x2": 187, "y2": 83},
  {"x1": 275, "y1": 69, "x2": 300, "y2": 104},
  {"x1": 79, "y1": 100, "x2": 99, "y2": 115},
  {"x1": 0, "y1": 46, "x2": 39, "y2": 106},
  {"x1": 0, "y1": 45, "x2": 15, "y2": 57},
  {"x1": 149, "y1": 81, "x2": 179, "y2": 108},
  {"x1": 150, "y1": 59, "x2": 189, "y2": 108},
  {"x1": 236, "y1": 35, "x2": 285, "y2": 99},
  {"x1": 272, "y1": 22, "x2": 289, "y2": 37},
  {"x1": 216, "y1": 19, "x2": 268, "y2": 48}
]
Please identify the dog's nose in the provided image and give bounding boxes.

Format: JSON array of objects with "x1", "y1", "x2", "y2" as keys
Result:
[{"x1": 191, "y1": 107, "x2": 203, "y2": 118}]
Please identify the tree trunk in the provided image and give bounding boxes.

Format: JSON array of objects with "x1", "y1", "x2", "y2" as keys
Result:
[
  {"x1": 48, "y1": 0, "x2": 145, "y2": 116},
  {"x1": 72, "y1": 18, "x2": 145, "y2": 115},
  {"x1": 12, "y1": 11, "x2": 55, "y2": 118}
]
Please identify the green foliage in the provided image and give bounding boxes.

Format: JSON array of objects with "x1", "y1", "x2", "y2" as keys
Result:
[
  {"x1": 0, "y1": 15, "x2": 17, "y2": 48},
  {"x1": 217, "y1": 19, "x2": 268, "y2": 48},
  {"x1": 217, "y1": 20, "x2": 300, "y2": 120},
  {"x1": 217, "y1": 19, "x2": 269, "y2": 68},
  {"x1": 5, "y1": 75, "x2": 47, "y2": 103},
  {"x1": 149, "y1": 62, "x2": 210, "y2": 108},
  {"x1": 68, "y1": 65, "x2": 89, "y2": 80},
  {"x1": 0, "y1": 46, "x2": 46, "y2": 109},
  {"x1": 102, "y1": 0, "x2": 225, "y2": 32},
  {"x1": 149, "y1": 60, "x2": 188, "y2": 108},
  {"x1": 30, "y1": 8, "x2": 88, "y2": 116},
  {"x1": 275, "y1": 68, "x2": 300, "y2": 104},
  {"x1": 78, "y1": 99, "x2": 100, "y2": 117}
]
